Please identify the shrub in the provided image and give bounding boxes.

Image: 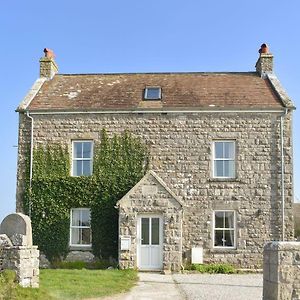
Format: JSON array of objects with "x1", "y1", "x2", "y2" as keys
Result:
[
  {"x1": 51, "y1": 260, "x2": 117, "y2": 270},
  {"x1": 51, "y1": 260, "x2": 87, "y2": 269},
  {"x1": 189, "y1": 263, "x2": 236, "y2": 274}
]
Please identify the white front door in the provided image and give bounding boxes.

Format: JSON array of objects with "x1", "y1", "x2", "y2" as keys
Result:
[{"x1": 137, "y1": 215, "x2": 163, "y2": 270}]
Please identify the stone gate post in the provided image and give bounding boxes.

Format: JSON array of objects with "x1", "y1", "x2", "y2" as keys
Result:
[
  {"x1": 0, "y1": 213, "x2": 39, "y2": 288},
  {"x1": 263, "y1": 241, "x2": 300, "y2": 300}
]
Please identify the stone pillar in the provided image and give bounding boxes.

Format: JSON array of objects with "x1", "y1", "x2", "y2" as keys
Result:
[
  {"x1": 1, "y1": 246, "x2": 39, "y2": 288},
  {"x1": 263, "y1": 241, "x2": 300, "y2": 300}
]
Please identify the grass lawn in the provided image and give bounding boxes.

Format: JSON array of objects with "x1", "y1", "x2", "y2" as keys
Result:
[{"x1": 12, "y1": 269, "x2": 137, "y2": 300}]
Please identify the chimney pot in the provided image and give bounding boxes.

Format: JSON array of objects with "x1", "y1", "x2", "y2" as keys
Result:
[
  {"x1": 43, "y1": 48, "x2": 55, "y2": 59},
  {"x1": 39, "y1": 48, "x2": 58, "y2": 79},
  {"x1": 259, "y1": 43, "x2": 269, "y2": 54}
]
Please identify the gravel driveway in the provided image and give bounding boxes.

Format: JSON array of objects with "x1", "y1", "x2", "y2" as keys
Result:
[
  {"x1": 173, "y1": 273, "x2": 263, "y2": 300},
  {"x1": 97, "y1": 272, "x2": 263, "y2": 300}
]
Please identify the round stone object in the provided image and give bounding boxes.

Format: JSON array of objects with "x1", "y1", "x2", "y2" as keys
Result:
[{"x1": 0, "y1": 213, "x2": 32, "y2": 246}]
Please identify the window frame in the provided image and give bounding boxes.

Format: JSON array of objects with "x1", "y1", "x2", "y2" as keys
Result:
[
  {"x1": 212, "y1": 140, "x2": 236, "y2": 179},
  {"x1": 212, "y1": 210, "x2": 236, "y2": 249},
  {"x1": 69, "y1": 208, "x2": 92, "y2": 247},
  {"x1": 144, "y1": 87, "x2": 162, "y2": 100},
  {"x1": 71, "y1": 140, "x2": 94, "y2": 177}
]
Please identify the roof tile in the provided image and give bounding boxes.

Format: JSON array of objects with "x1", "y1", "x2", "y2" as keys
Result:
[{"x1": 28, "y1": 72, "x2": 283, "y2": 111}]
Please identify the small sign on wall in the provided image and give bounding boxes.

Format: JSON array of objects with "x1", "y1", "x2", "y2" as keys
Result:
[
  {"x1": 191, "y1": 247, "x2": 203, "y2": 264},
  {"x1": 120, "y1": 236, "x2": 131, "y2": 251}
]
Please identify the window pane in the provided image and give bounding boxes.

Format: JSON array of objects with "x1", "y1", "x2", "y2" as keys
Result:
[
  {"x1": 214, "y1": 142, "x2": 223, "y2": 158},
  {"x1": 214, "y1": 230, "x2": 223, "y2": 247},
  {"x1": 151, "y1": 218, "x2": 160, "y2": 245},
  {"x1": 73, "y1": 160, "x2": 82, "y2": 176},
  {"x1": 72, "y1": 210, "x2": 80, "y2": 226},
  {"x1": 81, "y1": 228, "x2": 91, "y2": 244},
  {"x1": 74, "y1": 142, "x2": 83, "y2": 159},
  {"x1": 82, "y1": 161, "x2": 91, "y2": 176},
  {"x1": 225, "y1": 230, "x2": 234, "y2": 247},
  {"x1": 71, "y1": 228, "x2": 80, "y2": 244},
  {"x1": 225, "y1": 212, "x2": 234, "y2": 228},
  {"x1": 81, "y1": 210, "x2": 91, "y2": 227},
  {"x1": 224, "y1": 142, "x2": 234, "y2": 158},
  {"x1": 215, "y1": 211, "x2": 224, "y2": 228},
  {"x1": 141, "y1": 218, "x2": 149, "y2": 245},
  {"x1": 83, "y1": 142, "x2": 92, "y2": 158},
  {"x1": 224, "y1": 160, "x2": 235, "y2": 177},
  {"x1": 215, "y1": 160, "x2": 224, "y2": 177}
]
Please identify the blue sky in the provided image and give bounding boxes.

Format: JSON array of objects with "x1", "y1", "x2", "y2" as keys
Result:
[{"x1": 0, "y1": 1, "x2": 299, "y2": 221}]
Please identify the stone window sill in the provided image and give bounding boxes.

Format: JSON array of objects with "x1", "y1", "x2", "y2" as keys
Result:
[
  {"x1": 69, "y1": 245, "x2": 92, "y2": 251},
  {"x1": 209, "y1": 248, "x2": 241, "y2": 254},
  {"x1": 208, "y1": 178, "x2": 241, "y2": 183}
]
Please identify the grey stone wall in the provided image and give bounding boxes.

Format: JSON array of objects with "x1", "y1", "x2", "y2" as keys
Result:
[
  {"x1": 16, "y1": 111, "x2": 294, "y2": 268},
  {"x1": 65, "y1": 251, "x2": 95, "y2": 262},
  {"x1": 263, "y1": 241, "x2": 300, "y2": 300}
]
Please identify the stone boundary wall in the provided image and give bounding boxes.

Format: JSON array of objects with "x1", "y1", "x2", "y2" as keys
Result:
[
  {"x1": 0, "y1": 213, "x2": 39, "y2": 288},
  {"x1": 263, "y1": 241, "x2": 300, "y2": 300}
]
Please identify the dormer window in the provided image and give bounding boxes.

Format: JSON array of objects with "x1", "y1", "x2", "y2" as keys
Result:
[{"x1": 144, "y1": 87, "x2": 162, "y2": 100}]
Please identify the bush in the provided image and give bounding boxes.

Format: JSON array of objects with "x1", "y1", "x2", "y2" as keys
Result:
[
  {"x1": 51, "y1": 260, "x2": 117, "y2": 270},
  {"x1": 189, "y1": 263, "x2": 236, "y2": 274}
]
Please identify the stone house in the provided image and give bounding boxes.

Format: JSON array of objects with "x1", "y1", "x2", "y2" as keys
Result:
[{"x1": 16, "y1": 44, "x2": 295, "y2": 271}]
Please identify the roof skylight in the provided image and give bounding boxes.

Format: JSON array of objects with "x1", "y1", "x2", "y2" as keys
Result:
[{"x1": 144, "y1": 87, "x2": 162, "y2": 100}]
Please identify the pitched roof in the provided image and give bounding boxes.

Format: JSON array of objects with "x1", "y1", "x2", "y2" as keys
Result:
[{"x1": 21, "y1": 72, "x2": 288, "y2": 112}]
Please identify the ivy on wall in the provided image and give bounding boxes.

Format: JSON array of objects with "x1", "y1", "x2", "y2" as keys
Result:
[{"x1": 23, "y1": 129, "x2": 149, "y2": 263}]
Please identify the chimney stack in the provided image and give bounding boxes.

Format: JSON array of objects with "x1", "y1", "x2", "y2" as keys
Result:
[
  {"x1": 255, "y1": 43, "x2": 273, "y2": 77},
  {"x1": 39, "y1": 48, "x2": 58, "y2": 79}
]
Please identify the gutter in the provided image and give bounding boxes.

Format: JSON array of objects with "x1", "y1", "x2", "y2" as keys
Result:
[
  {"x1": 26, "y1": 111, "x2": 34, "y2": 218},
  {"x1": 280, "y1": 108, "x2": 288, "y2": 241},
  {"x1": 25, "y1": 109, "x2": 285, "y2": 115}
]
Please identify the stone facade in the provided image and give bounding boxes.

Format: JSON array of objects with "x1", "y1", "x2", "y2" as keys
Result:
[
  {"x1": 263, "y1": 242, "x2": 300, "y2": 300},
  {"x1": 16, "y1": 110, "x2": 294, "y2": 269}
]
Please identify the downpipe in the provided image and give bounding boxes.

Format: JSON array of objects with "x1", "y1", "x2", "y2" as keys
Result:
[{"x1": 26, "y1": 111, "x2": 34, "y2": 218}]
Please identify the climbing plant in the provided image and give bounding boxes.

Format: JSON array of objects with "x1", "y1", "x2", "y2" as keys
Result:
[{"x1": 23, "y1": 129, "x2": 149, "y2": 263}]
